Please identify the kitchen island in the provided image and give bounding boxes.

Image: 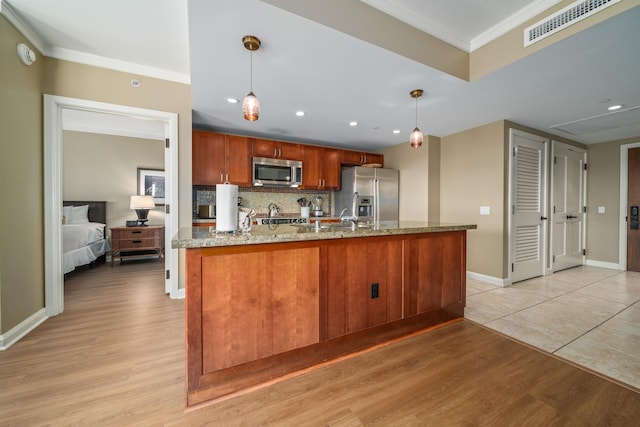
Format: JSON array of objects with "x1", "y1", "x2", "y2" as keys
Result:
[{"x1": 174, "y1": 221, "x2": 476, "y2": 406}]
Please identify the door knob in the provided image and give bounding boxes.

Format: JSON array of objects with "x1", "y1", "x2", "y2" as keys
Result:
[{"x1": 541, "y1": 216, "x2": 548, "y2": 220}]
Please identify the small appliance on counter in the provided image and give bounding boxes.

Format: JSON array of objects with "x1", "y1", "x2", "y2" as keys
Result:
[
  {"x1": 198, "y1": 204, "x2": 215, "y2": 219},
  {"x1": 312, "y1": 196, "x2": 323, "y2": 217}
]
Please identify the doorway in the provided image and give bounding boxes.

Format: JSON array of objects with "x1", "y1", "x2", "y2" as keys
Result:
[
  {"x1": 551, "y1": 142, "x2": 587, "y2": 272},
  {"x1": 627, "y1": 147, "x2": 640, "y2": 271},
  {"x1": 44, "y1": 95, "x2": 180, "y2": 317},
  {"x1": 619, "y1": 142, "x2": 640, "y2": 271},
  {"x1": 509, "y1": 129, "x2": 548, "y2": 283}
]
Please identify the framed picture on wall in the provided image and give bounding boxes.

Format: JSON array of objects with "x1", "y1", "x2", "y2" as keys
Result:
[{"x1": 138, "y1": 168, "x2": 165, "y2": 205}]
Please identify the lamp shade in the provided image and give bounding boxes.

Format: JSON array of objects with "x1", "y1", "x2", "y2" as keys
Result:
[
  {"x1": 242, "y1": 91, "x2": 260, "y2": 121},
  {"x1": 410, "y1": 127, "x2": 423, "y2": 148},
  {"x1": 130, "y1": 195, "x2": 155, "y2": 209}
]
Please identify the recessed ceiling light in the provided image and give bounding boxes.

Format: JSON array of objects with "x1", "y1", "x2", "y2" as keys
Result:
[
  {"x1": 295, "y1": 111, "x2": 305, "y2": 117},
  {"x1": 393, "y1": 129, "x2": 401, "y2": 134},
  {"x1": 226, "y1": 97, "x2": 239, "y2": 104},
  {"x1": 608, "y1": 104, "x2": 623, "y2": 111},
  {"x1": 349, "y1": 121, "x2": 358, "y2": 126}
]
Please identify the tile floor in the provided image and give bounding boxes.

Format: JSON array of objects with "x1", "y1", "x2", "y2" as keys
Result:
[{"x1": 465, "y1": 265, "x2": 640, "y2": 391}]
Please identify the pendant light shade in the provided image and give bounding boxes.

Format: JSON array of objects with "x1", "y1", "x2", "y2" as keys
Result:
[
  {"x1": 242, "y1": 35, "x2": 261, "y2": 121},
  {"x1": 410, "y1": 127, "x2": 423, "y2": 148},
  {"x1": 409, "y1": 89, "x2": 424, "y2": 148},
  {"x1": 243, "y1": 91, "x2": 260, "y2": 121}
]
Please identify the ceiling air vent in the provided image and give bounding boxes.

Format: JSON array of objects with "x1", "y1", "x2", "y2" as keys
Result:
[{"x1": 524, "y1": 0, "x2": 620, "y2": 47}]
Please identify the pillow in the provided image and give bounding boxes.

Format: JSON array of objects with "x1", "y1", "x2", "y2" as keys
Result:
[
  {"x1": 63, "y1": 205, "x2": 73, "y2": 224},
  {"x1": 68, "y1": 205, "x2": 89, "y2": 224}
]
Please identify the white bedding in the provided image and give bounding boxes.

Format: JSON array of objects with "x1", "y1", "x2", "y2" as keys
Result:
[{"x1": 63, "y1": 222, "x2": 109, "y2": 274}]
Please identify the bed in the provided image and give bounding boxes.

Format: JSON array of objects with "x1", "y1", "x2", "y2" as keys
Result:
[{"x1": 63, "y1": 201, "x2": 109, "y2": 274}]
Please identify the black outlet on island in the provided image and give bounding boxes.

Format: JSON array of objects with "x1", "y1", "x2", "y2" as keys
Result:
[{"x1": 370, "y1": 283, "x2": 379, "y2": 299}]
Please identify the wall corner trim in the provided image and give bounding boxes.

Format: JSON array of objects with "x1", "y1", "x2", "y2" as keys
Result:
[{"x1": 0, "y1": 308, "x2": 48, "y2": 351}]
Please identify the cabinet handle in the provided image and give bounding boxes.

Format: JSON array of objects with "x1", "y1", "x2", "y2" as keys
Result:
[
  {"x1": 132, "y1": 230, "x2": 142, "y2": 234},
  {"x1": 132, "y1": 240, "x2": 142, "y2": 244},
  {"x1": 220, "y1": 173, "x2": 224, "y2": 183},
  {"x1": 274, "y1": 148, "x2": 278, "y2": 158},
  {"x1": 279, "y1": 148, "x2": 282, "y2": 158}
]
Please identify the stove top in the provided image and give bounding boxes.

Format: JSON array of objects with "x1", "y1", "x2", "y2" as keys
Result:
[{"x1": 257, "y1": 217, "x2": 309, "y2": 225}]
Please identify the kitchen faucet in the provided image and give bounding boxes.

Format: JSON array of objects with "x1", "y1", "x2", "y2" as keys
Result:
[{"x1": 339, "y1": 192, "x2": 359, "y2": 228}]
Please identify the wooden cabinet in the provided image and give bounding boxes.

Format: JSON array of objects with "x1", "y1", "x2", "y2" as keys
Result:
[
  {"x1": 252, "y1": 138, "x2": 300, "y2": 160},
  {"x1": 186, "y1": 230, "x2": 467, "y2": 405},
  {"x1": 196, "y1": 244, "x2": 320, "y2": 373},
  {"x1": 404, "y1": 232, "x2": 466, "y2": 317},
  {"x1": 301, "y1": 146, "x2": 340, "y2": 190},
  {"x1": 326, "y1": 238, "x2": 403, "y2": 339},
  {"x1": 110, "y1": 226, "x2": 164, "y2": 266},
  {"x1": 192, "y1": 130, "x2": 251, "y2": 186},
  {"x1": 341, "y1": 150, "x2": 384, "y2": 167}
]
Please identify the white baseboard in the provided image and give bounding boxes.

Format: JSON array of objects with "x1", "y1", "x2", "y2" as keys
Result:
[
  {"x1": 586, "y1": 259, "x2": 624, "y2": 270},
  {"x1": 0, "y1": 308, "x2": 48, "y2": 351},
  {"x1": 467, "y1": 271, "x2": 511, "y2": 287}
]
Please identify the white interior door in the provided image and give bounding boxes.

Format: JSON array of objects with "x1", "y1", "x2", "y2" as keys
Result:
[
  {"x1": 510, "y1": 129, "x2": 548, "y2": 283},
  {"x1": 552, "y1": 142, "x2": 586, "y2": 272}
]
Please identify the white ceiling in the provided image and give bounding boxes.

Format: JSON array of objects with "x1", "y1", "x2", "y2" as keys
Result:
[{"x1": 3, "y1": 0, "x2": 639, "y2": 150}]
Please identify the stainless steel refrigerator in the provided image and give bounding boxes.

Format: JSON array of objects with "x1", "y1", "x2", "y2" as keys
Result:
[{"x1": 335, "y1": 166, "x2": 399, "y2": 225}]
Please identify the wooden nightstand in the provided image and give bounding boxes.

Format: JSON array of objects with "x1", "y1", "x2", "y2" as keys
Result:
[{"x1": 110, "y1": 225, "x2": 164, "y2": 266}]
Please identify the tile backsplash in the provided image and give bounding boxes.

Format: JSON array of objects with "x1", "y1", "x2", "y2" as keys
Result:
[{"x1": 193, "y1": 186, "x2": 333, "y2": 218}]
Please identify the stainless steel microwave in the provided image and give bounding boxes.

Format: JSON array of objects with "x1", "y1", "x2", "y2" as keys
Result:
[{"x1": 252, "y1": 157, "x2": 302, "y2": 187}]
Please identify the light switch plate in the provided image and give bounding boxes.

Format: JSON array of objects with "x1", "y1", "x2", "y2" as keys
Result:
[
  {"x1": 598, "y1": 206, "x2": 605, "y2": 214},
  {"x1": 480, "y1": 206, "x2": 490, "y2": 215}
]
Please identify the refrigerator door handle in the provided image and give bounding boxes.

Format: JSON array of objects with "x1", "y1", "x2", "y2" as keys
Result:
[{"x1": 374, "y1": 178, "x2": 379, "y2": 224}]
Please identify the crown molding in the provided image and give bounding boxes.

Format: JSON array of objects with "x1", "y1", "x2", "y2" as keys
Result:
[
  {"x1": 46, "y1": 46, "x2": 190, "y2": 84},
  {"x1": 361, "y1": 0, "x2": 564, "y2": 52},
  {"x1": 0, "y1": 0, "x2": 46, "y2": 53},
  {"x1": 1, "y1": 0, "x2": 190, "y2": 84},
  {"x1": 470, "y1": 0, "x2": 563, "y2": 51}
]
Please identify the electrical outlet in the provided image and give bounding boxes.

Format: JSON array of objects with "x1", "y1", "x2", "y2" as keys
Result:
[{"x1": 371, "y1": 283, "x2": 379, "y2": 299}]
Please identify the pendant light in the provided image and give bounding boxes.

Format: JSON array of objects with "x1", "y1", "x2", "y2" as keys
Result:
[
  {"x1": 409, "y1": 89, "x2": 424, "y2": 148},
  {"x1": 242, "y1": 35, "x2": 261, "y2": 121}
]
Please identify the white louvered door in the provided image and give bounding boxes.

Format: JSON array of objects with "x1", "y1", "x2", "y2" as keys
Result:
[{"x1": 510, "y1": 129, "x2": 548, "y2": 283}]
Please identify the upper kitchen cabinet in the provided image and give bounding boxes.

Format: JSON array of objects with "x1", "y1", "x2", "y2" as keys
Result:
[
  {"x1": 341, "y1": 150, "x2": 384, "y2": 167},
  {"x1": 252, "y1": 138, "x2": 300, "y2": 160},
  {"x1": 192, "y1": 130, "x2": 252, "y2": 186},
  {"x1": 301, "y1": 145, "x2": 340, "y2": 190}
]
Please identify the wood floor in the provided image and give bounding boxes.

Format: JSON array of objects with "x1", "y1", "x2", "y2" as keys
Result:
[{"x1": 1, "y1": 261, "x2": 639, "y2": 426}]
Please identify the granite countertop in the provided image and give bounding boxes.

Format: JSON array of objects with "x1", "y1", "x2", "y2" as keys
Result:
[{"x1": 172, "y1": 221, "x2": 477, "y2": 249}]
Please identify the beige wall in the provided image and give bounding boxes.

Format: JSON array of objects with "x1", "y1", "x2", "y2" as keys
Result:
[
  {"x1": 0, "y1": 16, "x2": 45, "y2": 333},
  {"x1": 380, "y1": 135, "x2": 440, "y2": 222},
  {"x1": 441, "y1": 120, "x2": 506, "y2": 278},
  {"x1": 63, "y1": 131, "x2": 165, "y2": 236},
  {"x1": 587, "y1": 137, "x2": 640, "y2": 264},
  {"x1": 380, "y1": 138, "x2": 429, "y2": 221}
]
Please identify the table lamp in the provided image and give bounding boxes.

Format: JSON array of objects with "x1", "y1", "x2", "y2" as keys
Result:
[{"x1": 130, "y1": 195, "x2": 155, "y2": 226}]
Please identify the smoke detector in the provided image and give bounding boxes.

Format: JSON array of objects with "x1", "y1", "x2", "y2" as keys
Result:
[{"x1": 17, "y1": 43, "x2": 36, "y2": 66}]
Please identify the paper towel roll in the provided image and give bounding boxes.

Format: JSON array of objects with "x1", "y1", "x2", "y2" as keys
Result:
[{"x1": 216, "y1": 183, "x2": 238, "y2": 232}]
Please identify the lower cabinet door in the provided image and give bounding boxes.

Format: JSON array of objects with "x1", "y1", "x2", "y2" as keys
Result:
[
  {"x1": 404, "y1": 232, "x2": 465, "y2": 317},
  {"x1": 326, "y1": 239, "x2": 403, "y2": 339},
  {"x1": 199, "y1": 246, "x2": 320, "y2": 373}
]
